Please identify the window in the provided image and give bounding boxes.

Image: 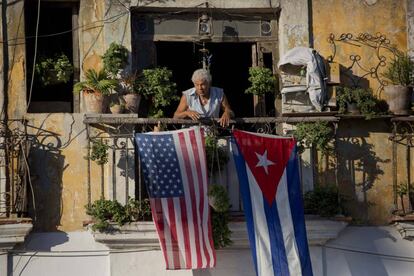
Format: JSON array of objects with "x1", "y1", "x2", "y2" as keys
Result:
[{"x1": 25, "y1": 1, "x2": 79, "y2": 113}]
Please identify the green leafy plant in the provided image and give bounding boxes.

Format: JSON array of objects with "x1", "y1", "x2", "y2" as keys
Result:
[
  {"x1": 303, "y1": 185, "x2": 343, "y2": 217},
  {"x1": 208, "y1": 184, "x2": 232, "y2": 249},
  {"x1": 138, "y1": 67, "x2": 178, "y2": 118},
  {"x1": 396, "y1": 182, "x2": 414, "y2": 215},
  {"x1": 89, "y1": 140, "x2": 110, "y2": 165},
  {"x1": 293, "y1": 121, "x2": 333, "y2": 154},
  {"x1": 73, "y1": 69, "x2": 117, "y2": 95},
  {"x1": 86, "y1": 197, "x2": 151, "y2": 232},
  {"x1": 35, "y1": 53, "x2": 73, "y2": 86},
  {"x1": 336, "y1": 86, "x2": 385, "y2": 119},
  {"x1": 382, "y1": 53, "x2": 414, "y2": 86},
  {"x1": 208, "y1": 184, "x2": 230, "y2": 213},
  {"x1": 245, "y1": 67, "x2": 276, "y2": 96},
  {"x1": 102, "y1": 42, "x2": 129, "y2": 76},
  {"x1": 205, "y1": 134, "x2": 229, "y2": 175}
]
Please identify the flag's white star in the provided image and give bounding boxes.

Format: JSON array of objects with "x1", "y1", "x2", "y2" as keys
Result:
[{"x1": 255, "y1": 150, "x2": 275, "y2": 175}]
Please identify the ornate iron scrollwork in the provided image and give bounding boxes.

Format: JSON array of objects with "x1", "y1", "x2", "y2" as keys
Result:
[{"x1": 327, "y1": 32, "x2": 400, "y2": 95}]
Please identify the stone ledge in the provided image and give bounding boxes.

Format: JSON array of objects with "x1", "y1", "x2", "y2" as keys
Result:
[
  {"x1": 390, "y1": 215, "x2": 414, "y2": 240},
  {"x1": 91, "y1": 218, "x2": 348, "y2": 249},
  {"x1": 0, "y1": 219, "x2": 33, "y2": 250}
]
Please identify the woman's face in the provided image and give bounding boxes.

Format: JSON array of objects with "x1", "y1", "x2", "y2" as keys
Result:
[{"x1": 193, "y1": 79, "x2": 210, "y2": 97}]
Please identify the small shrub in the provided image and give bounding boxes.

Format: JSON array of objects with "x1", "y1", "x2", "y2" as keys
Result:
[
  {"x1": 382, "y1": 53, "x2": 414, "y2": 86},
  {"x1": 336, "y1": 86, "x2": 385, "y2": 119},
  {"x1": 86, "y1": 197, "x2": 152, "y2": 232},
  {"x1": 303, "y1": 185, "x2": 343, "y2": 217},
  {"x1": 293, "y1": 121, "x2": 333, "y2": 154}
]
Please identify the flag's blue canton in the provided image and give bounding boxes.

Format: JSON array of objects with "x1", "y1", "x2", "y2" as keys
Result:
[{"x1": 136, "y1": 133, "x2": 184, "y2": 198}]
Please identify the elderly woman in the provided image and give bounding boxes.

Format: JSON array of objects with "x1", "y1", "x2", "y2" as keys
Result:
[{"x1": 173, "y1": 69, "x2": 234, "y2": 127}]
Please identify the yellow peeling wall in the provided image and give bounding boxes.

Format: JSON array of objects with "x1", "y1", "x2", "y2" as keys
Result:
[{"x1": 312, "y1": 0, "x2": 408, "y2": 224}]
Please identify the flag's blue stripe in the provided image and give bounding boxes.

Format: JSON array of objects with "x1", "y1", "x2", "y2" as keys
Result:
[
  {"x1": 264, "y1": 198, "x2": 290, "y2": 276},
  {"x1": 231, "y1": 138, "x2": 258, "y2": 275},
  {"x1": 286, "y1": 147, "x2": 313, "y2": 276}
]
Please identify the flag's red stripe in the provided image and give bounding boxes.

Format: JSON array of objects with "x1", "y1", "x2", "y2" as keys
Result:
[
  {"x1": 189, "y1": 129, "x2": 211, "y2": 266},
  {"x1": 180, "y1": 197, "x2": 192, "y2": 268},
  {"x1": 167, "y1": 198, "x2": 180, "y2": 269},
  {"x1": 151, "y1": 198, "x2": 169, "y2": 268},
  {"x1": 178, "y1": 131, "x2": 202, "y2": 268}
]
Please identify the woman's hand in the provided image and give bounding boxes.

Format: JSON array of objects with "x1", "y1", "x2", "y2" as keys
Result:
[
  {"x1": 186, "y1": 110, "x2": 201, "y2": 121},
  {"x1": 218, "y1": 111, "x2": 231, "y2": 127}
]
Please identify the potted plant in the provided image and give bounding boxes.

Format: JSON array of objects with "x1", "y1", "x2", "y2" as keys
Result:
[
  {"x1": 119, "y1": 72, "x2": 142, "y2": 113},
  {"x1": 245, "y1": 67, "x2": 276, "y2": 96},
  {"x1": 73, "y1": 69, "x2": 117, "y2": 113},
  {"x1": 139, "y1": 67, "x2": 178, "y2": 118},
  {"x1": 382, "y1": 52, "x2": 414, "y2": 115},
  {"x1": 303, "y1": 184, "x2": 345, "y2": 217},
  {"x1": 102, "y1": 42, "x2": 129, "y2": 77},
  {"x1": 35, "y1": 53, "x2": 73, "y2": 86},
  {"x1": 109, "y1": 99, "x2": 124, "y2": 114},
  {"x1": 336, "y1": 86, "x2": 384, "y2": 119}
]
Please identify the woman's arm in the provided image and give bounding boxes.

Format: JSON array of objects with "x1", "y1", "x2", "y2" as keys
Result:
[
  {"x1": 173, "y1": 95, "x2": 201, "y2": 120},
  {"x1": 218, "y1": 94, "x2": 234, "y2": 127}
]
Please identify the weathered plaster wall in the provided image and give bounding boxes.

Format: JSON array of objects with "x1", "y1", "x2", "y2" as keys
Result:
[
  {"x1": 313, "y1": 0, "x2": 407, "y2": 93},
  {"x1": 24, "y1": 114, "x2": 93, "y2": 231},
  {"x1": 312, "y1": 0, "x2": 408, "y2": 224},
  {"x1": 278, "y1": 0, "x2": 310, "y2": 56},
  {"x1": 4, "y1": 0, "x2": 26, "y2": 119}
]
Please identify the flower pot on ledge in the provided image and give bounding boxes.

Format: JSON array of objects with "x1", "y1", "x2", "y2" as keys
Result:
[{"x1": 383, "y1": 85, "x2": 412, "y2": 115}]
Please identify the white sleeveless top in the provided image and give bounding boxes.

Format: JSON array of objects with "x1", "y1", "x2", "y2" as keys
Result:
[{"x1": 183, "y1": 87, "x2": 224, "y2": 118}]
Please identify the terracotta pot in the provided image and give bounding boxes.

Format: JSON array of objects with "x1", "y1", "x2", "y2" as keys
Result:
[
  {"x1": 110, "y1": 104, "x2": 124, "y2": 114},
  {"x1": 123, "y1": 94, "x2": 141, "y2": 113},
  {"x1": 346, "y1": 102, "x2": 360, "y2": 115},
  {"x1": 383, "y1": 85, "x2": 412, "y2": 115},
  {"x1": 83, "y1": 90, "x2": 108, "y2": 113}
]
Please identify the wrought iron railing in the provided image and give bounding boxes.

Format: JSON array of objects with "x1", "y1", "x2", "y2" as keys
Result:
[
  {"x1": 84, "y1": 115, "x2": 339, "y2": 215},
  {"x1": 0, "y1": 120, "x2": 30, "y2": 218}
]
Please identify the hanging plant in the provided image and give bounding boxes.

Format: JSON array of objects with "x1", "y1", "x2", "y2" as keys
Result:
[
  {"x1": 208, "y1": 184, "x2": 232, "y2": 249},
  {"x1": 292, "y1": 121, "x2": 334, "y2": 154},
  {"x1": 245, "y1": 67, "x2": 276, "y2": 96},
  {"x1": 35, "y1": 53, "x2": 73, "y2": 86},
  {"x1": 88, "y1": 140, "x2": 110, "y2": 165},
  {"x1": 205, "y1": 134, "x2": 229, "y2": 175}
]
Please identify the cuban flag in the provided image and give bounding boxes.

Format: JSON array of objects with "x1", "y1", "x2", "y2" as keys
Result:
[
  {"x1": 135, "y1": 126, "x2": 215, "y2": 270},
  {"x1": 232, "y1": 130, "x2": 313, "y2": 276}
]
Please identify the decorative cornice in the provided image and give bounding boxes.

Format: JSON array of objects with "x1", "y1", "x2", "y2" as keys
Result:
[{"x1": 0, "y1": 220, "x2": 33, "y2": 250}]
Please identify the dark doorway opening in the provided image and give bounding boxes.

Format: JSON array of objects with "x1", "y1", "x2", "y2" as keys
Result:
[
  {"x1": 155, "y1": 42, "x2": 253, "y2": 117},
  {"x1": 25, "y1": 2, "x2": 75, "y2": 113}
]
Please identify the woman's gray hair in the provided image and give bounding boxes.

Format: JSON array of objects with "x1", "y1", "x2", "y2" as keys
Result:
[{"x1": 191, "y1": 69, "x2": 212, "y2": 84}]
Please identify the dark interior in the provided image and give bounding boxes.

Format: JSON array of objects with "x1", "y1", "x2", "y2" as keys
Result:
[
  {"x1": 25, "y1": 2, "x2": 74, "y2": 112},
  {"x1": 155, "y1": 42, "x2": 254, "y2": 117}
]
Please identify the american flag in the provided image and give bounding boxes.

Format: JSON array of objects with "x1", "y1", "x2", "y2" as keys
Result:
[{"x1": 135, "y1": 126, "x2": 216, "y2": 270}]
